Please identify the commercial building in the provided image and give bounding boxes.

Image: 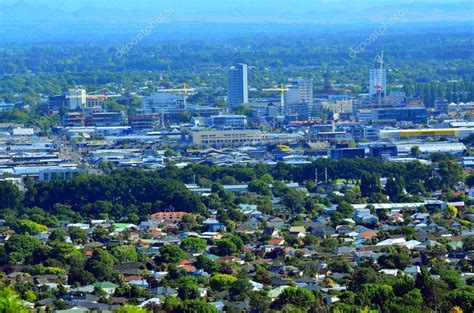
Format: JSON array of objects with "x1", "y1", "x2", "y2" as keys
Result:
[
  {"x1": 129, "y1": 113, "x2": 161, "y2": 130},
  {"x1": 379, "y1": 128, "x2": 474, "y2": 140},
  {"x1": 396, "y1": 142, "x2": 466, "y2": 155},
  {"x1": 191, "y1": 129, "x2": 262, "y2": 146},
  {"x1": 373, "y1": 107, "x2": 428, "y2": 124},
  {"x1": 297, "y1": 79, "x2": 313, "y2": 105},
  {"x1": 47, "y1": 95, "x2": 67, "y2": 112},
  {"x1": 68, "y1": 88, "x2": 87, "y2": 110},
  {"x1": 141, "y1": 93, "x2": 185, "y2": 113},
  {"x1": 39, "y1": 166, "x2": 80, "y2": 182},
  {"x1": 320, "y1": 99, "x2": 354, "y2": 114},
  {"x1": 434, "y1": 99, "x2": 449, "y2": 114},
  {"x1": 86, "y1": 95, "x2": 107, "y2": 108},
  {"x1": 63, "y1": 111, "x2": 124, "y2": 127},
  {"x1": 286, "y1": 79, "x2": 313, "y2": 105},
  {"x1": 369, "y1": 144, "x2": 398, "y2": 159},
  {"x1": 228, "y1": 63, "x2": 249, "y2": 106},
  {"x1": 330, "y1": 147, "x2": 366, "y2": 160},
  {"x1": 211, "y1": 115, "x2": 247, "y2": 128},
  {"x1": 369, "y1": 53, "x2": 387, "y2": 98}
]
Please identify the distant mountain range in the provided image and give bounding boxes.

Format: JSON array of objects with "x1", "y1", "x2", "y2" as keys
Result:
[{"x1": 0, "y1": 0, "x2": 472, "y2": 43}]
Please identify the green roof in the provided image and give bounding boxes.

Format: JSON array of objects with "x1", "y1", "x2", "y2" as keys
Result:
[
  {"x1": 113, "y1": 223, "x2": 133, "y2": 228},
  {"x1": 93, "y1": 281, "x2": 118, "y2": 289},
  {"x1": 206, "y1": 254, "x2": 220, "y2": 260}
]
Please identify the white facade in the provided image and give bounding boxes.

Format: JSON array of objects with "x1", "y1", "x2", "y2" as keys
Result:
[
  {"x1": 192, "y1": 129, "x2": 262, "y2": 146},
  {"x1": 297, "y1": 79, "x2": 313, "y2": 104},
  {"x1": 369, "y1": 54, "x2": 387, "y2": 97},
  {"x1": 141, "y1": 93, "x2": 185, "y2": 113},
  {"x1": 68, "y1": 88, "x2": 87, "y2": 110}
]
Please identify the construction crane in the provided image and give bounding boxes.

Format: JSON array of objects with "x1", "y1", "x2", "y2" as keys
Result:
[
  {"x1": 156, "y1": 83, "x2": 196, "y2": 109},
  {"x1": 262, "y1": 84, "x2": 289, "y2": 115}
]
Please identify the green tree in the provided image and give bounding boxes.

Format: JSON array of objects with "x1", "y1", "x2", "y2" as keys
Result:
[
  {"x1": 194, "y1": 255, "x2": 219, "y2": 274},
  {"x1": 180, "y1": 300, "x2": 218, "y2": 313},
  {"x1": 4, "y1": 234, "x2": 41, "y2": 264},
  {"x1": 462, "y1": 236, "x2": 474, "y2": 250},
  {"x1": 411, "y1": 146, "x2": 421, "y2": 158},
  {"x1": 48, "y1": 229, "x2": 67, "y2": 242},
  {"x1": 276, "y1": 287, "x2": 316, "y2": 310},
  {"x1": 86, "y1": 249, "x2": 115, "y2": 281},
  {"x1": 177, "y1": 277, "x2": 200, "y2": 300},
  {"x1": 68, "y1": 227, "x2": 88, "y2": 244},
  {"x1": 0, "y1": 181, "x2": 24, "y2": 210},
  {"x1": 438, "y1": 161, "x2": 465, "y2": 190},
  {"x1": 116, "y1": 305, "x2": 149, "y2": 313},
  {"x1": 448, "y1": 286, "x2": 474, "y2": 313},
  {"x1": 248, "y1": 179, "x2": 271, "y2": 196},
  {"x1": 415, "y1": 267, "x2": 447, "y2": 311},
  {"x1": 337, "y1": 200, "x2": 353, "y2": 217},
  {"x1": 209, "y1": 274, "x2": 237, "y2": 291},
  {"x1": 111, "y1": 245, "x2": 138, "y2": 263},
  {"x1": 213, "y1": 239, "x2": 237, "y2": 256},
  {"x1": 229, "y1": 277, "x2": 253, "y2": 301},
  {"x1": 180, "y1": 237, "x2": 207, "y2": 254},
  {"x1": 385, "y1": 175, "x2": 405, "y2": 201},
  {"x1": 349, "y1": 267, "x2": 379, "y2": 291},
  {"x1": 249, "y1": 290, "x2": 271, "y2": 313},
  {"x1": 356, "y1": 284, "x2": 394, "y2": 310},
  {"x1": 156, "y1": 245, "x2": 185, "y2": 265},
  {"x1": 0, "y1": 286, "x2": 28, "y2": 313}
]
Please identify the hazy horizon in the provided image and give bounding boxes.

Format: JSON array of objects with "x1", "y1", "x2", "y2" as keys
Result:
[{"x1": 0, "y1": 0, "x2": 473, "y2": 43}]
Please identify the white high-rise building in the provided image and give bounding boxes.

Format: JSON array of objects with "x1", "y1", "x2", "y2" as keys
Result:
[
  {"x1": 228, "y1": 63, "x2": 249, "y2": 106},
  {"x1": 297, "y1": 79, "x2": 313, "y2": 105},
  {"x1": 369, "y1": 52, "x2": 387, "y2": 98},
  {"x1": 286, "y1": 79, "x2": 313, "y2": 105},
  {"x1": 68, "y1": 88, "x2": 87, "y2": 110}
]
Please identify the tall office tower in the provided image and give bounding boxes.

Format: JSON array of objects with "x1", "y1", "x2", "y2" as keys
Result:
[
  {"x1": 228, "y1": 63, "x2": 249, "y2": 106},
  {"x1": 297, "y1": 79, "x2": 313, "y2": 105},
  {"x1": 68, "y1": 88, "x2": 87, "y2": 110},
  {"x1": 369, "y1": 52, "x2": 387, "y2": 98}
]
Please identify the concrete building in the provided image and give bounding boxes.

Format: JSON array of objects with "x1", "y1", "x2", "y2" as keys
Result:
[
  {"x1": 372, "y1": 107, "x2": 428, "y2": 124},
  {"x1": 320, "y1": 99, "x2": 354, "y2": 114},
  {"x1": 39, "y1": 166, "x2": 80, "y2": 182},
  {"x1": 286, "y1": 79, "x2": 313, "y2": 105},
  {"x1": 129, "y1": 113, "x2": 161, "y2": 130},
  {"x1": 379, "y1": 128, "x2": 474, "y2": 140},
  {"x1": 369, "y1": 144, "x2": 398, "y2": 159},
  {"x1": 434, "y1": 99, "x2": 449, "y2": 114},
  {"x1": 47, "y1": 95, "x2": 67, "y2": 112},
  {"x1": 191, "y1": 129, "x2": 262, "y2": 146},
  {"x1": 141, "y1": 93, "x2": 185, "y2": 113},
  {"x1": 211, "y1": 115, "x2": 247, "y2": 128},
  {"x1": 64, "y1": 111, "x2": 124, "y2": 127},
  {"x1": 297, "y1": 79, "x2": 313, "y2": 105},
  {"x1": 330, "y1": 147, "x2": 366, "y2": 160},
  {"x1": 68, "y1": 88, "x2": 87, "y2": 110},
  {"x1": 369, "y1": 53, "x2": 387, "y2": 98},
  {"x1": 228, "y1": 63, "x2": 249, "y2": 106},
  {"x1": 86, "y1": 95, "x2": 107, "y2": 108},
  {"x1": 284, "y1": 89, "x2": 301, "y2": 106}
]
